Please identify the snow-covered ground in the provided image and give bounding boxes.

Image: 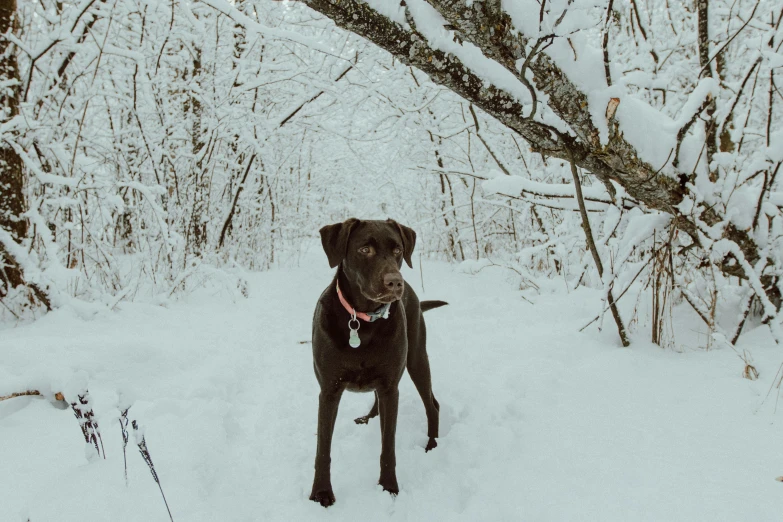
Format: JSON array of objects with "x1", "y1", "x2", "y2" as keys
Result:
[{"x1": 2, "y1": 253, "x2": 782, "y2": 521}]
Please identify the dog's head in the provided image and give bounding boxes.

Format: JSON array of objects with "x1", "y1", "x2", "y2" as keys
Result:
[{"x1": 320, "y1": 218, "x2": 416, "y2": 303}]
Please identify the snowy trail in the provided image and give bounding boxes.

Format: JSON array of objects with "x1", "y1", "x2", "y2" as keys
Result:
[{"x1": 2, "y1": 256, "x2": 782, "y2": 521}]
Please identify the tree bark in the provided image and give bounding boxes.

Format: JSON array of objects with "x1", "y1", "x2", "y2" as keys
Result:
[
  {"x1": 188, "y1": 47, "x2": 208, "y2": 258},
  {"x1": 696, "y1": 0, "x2": 717, "y2": 180},
  {"x1": 0, "y1": 0, "x2": 26, "y2": 296}
]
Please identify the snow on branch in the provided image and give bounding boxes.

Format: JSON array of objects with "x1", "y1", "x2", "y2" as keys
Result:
[
  {"x1": 197, "y1": 0, "x2": 344, "y2": 58},
  {"x1": 299, "y1": 0, "x2": 781, "y2": 315},
  {"x1": 300, "y1": 0, "x2": 685, "y2": 221},
  {"x1": 482, "y1": 172, "x2": 629, "y2": 207}
]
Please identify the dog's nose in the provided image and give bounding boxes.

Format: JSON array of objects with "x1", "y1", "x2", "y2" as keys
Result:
[{"x1": 383, "y1": 273, "x2": 403, "y2": 291}]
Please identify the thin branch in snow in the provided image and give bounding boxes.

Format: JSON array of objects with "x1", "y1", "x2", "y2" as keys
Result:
[
  {"x1": 565, "y1": 144, "x2": 629, "y2": 347},
  {"x1": 70, "y1": 391, "x2": 106, "y2": 461},
  {"x1": 132, "y1": 420, "x2": 174, "y2": 521}
]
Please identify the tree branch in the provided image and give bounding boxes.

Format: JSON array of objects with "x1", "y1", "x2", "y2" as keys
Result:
[
  {"x1": 566, "y1": 145, "x2": 630, "y2": 346},
  {"x1": 296, "y1": 0, "x2": 778, "y2": 309}
]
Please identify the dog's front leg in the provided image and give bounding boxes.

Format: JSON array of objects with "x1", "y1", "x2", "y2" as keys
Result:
[
  {"x1": 377, "y1": 386, "x2": 400, "y2": 495},
  {"x1": 310, "y1": 387, "x2": 343, "y2": 507}
]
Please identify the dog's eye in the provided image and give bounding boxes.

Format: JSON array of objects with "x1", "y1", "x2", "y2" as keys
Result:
[
  {"x1": 393, "y1": 247, "x2": 402, "y2": 255},
  {"x1": 359, "y1": 247, "x2": 371, "y2": 255}
]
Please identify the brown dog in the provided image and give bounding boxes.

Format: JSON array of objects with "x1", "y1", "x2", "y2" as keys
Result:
[{"x1": 309, "y1": 218, "x2": 447, "y2": 507}]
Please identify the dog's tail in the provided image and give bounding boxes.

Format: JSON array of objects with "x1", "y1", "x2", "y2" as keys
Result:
[{"x1": 421, "y1": 300, "x2": 448, "y2": 312}]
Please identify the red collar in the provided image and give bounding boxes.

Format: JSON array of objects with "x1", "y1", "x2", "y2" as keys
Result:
[{"x1": 336, "y1": 280, "x2": 391, "y2": 322}]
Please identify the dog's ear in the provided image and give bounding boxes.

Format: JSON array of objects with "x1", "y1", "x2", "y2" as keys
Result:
[
  {"x1": 319, "y1": 218, "x2": 359, "y2": 268},
  {"x1": 388, "y1": 219, "x2": 416, "y2": 268}
]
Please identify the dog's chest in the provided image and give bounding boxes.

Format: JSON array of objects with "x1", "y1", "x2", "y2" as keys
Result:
[
  {"x1": 341, "y1": 368, "x2": 383, "y2": 392},
  {"x1": 336, "y1": 342, "x2": 407, "y2": 392},
  {"x1": 339, "y1": 362, "x2": 399, "y2": 392}
]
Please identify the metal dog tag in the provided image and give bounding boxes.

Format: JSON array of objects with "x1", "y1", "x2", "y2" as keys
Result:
[
  {"x1": 349, "y1": 328, "x2": 361, "y2": 348},
  {"x1": 348, "y1": 315, "x2": 361, "y2": 348}
]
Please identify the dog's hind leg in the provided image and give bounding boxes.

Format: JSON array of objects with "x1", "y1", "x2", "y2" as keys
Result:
[{"x1": 354, "y1": 391, "x2": 379, "y2": 424}]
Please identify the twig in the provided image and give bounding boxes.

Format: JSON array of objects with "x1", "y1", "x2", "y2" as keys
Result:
[
  {"x1": 673, "y1": 97, "x2": 712, "y2": 170},
  {"x1": 120, "y1": 409, "x2": 130, "y2": 486},
  {"x1": 730, "y1": 293, "x2": 755, "y2": 345},
  {"x1": 278, "y1": 64, "x2": 353, "y2": 128},
  {"x1": 22, "y1": 0, "x2": 102, "y2": 102},
  {"x1": 0, "y1": 390, "x2": 65, "y2": 402},
  {"x1": 218, "y1": 153, "x2": 256, "y2": 249},
  {"x1": 476, "y1": 260, "x2": 539, "y2": 298},
  {"x1": 753, "y1": 162, "x2": 780, "y2": 230},
  {"x1": 579, "y1": 253, "x2": 655, "y2": 332},
  {"x1": 697, "y1": 0, "x2": 762, "y2": 78},
  {"x1": 133, "y1": 420, "x2": 174, "y2": 522},
  {"x1": 602, "y1": 0, "x2": 614, "y2": 86},
  {"x1": 566, "y1": 144, "x2": 630, "y2": 346},
  {"x1": 719, "y1": 57, "x2": 761, "y2": 138},
  {"x1": 517, "y1": 35, "x2": 554, "y2": 120},
  {"x1": 680, "y1": 285, "x2": 712, "y2": 326},
  {"x1": 470, "y1": 178, "x2": 479, "y2": 260},
  {"x1": 0, "y1": 390, "x2": 40, "y2": 401},
  {"x1": 70, "y1": 391, "x2": 105, "y2": 460},
  {"x1": 468, "y1": 104, "x2": 511, "y2": 176}
]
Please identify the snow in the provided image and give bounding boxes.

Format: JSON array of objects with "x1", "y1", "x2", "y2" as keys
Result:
[
  {"x1": 615, "y1": 210, "x2": 672, "y2": 264},
  {"x1": 500, "y1": 1, "x2": 722, "y2": 175},
  {"x1": 481, "y1": 172, "x2": 620, "y2": 212},
  {"x1": 502, "y1": 0, "x2": 620, "y2": 145},
  {"x1": 196, "y1": 0, "x2": 340, "y2": 56},
  {"x1": 363, "y1": 0, "x2": 407, "y2": 27},
  {"x1": 2, "y1": 251, "x2": 783, "y2": 521},
  {"x1": 404, "y1": 0, "x2": 534, "y2": 111},
  {"x1": 675, "y1": 78, "x2": 720, "y2": 129},
  {"x1": 768, "y1": 130, "x2": 783, "y2": 163},
  {"x1": 482, "y1": 172, "x2": 613, "y2": 201},
  {"x1": 501, "y1": 0, "x2": 542, "y2": 39},
  {"x1": 613, "y1": 95, "x2": 678, "y2": 170}
]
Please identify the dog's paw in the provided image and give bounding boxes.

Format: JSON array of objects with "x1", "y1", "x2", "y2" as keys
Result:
[
  {"x1": 309, "y1": 489, "x2": 336, "y2": 508},
  {"x1": 354, "y1": 415, "x2": 372, "y2": 425},
  {"x1": 425, "y1": 437, "x2": 438, "y2": 452},
  {"x1": 379, "y1": 477, "x2": 399, "y2": 496}
]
